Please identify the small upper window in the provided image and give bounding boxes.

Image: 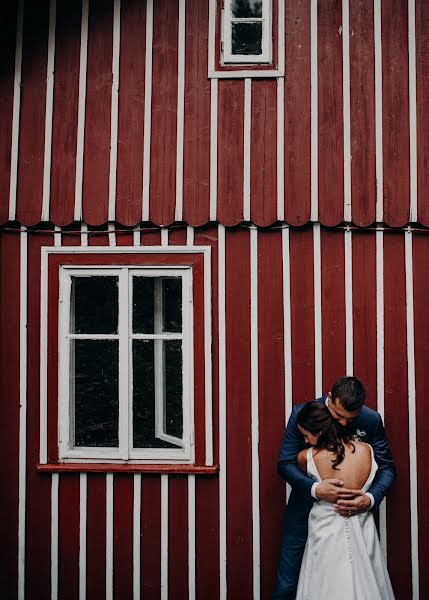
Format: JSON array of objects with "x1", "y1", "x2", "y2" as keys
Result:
[
  {"x1": 208, "y1": 0, "x2": 284, "y2": 78},
  {"x1": 222, "y1": 0, "x2": 271, "y2": 64}
]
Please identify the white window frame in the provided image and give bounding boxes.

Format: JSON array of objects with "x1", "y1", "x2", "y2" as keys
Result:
[
  {"x1": 58, "y1": 265, "x2": 194, "y2": 463},
  {"x1": 222, "y1": 0, "x2": 272, "y2": 64}
]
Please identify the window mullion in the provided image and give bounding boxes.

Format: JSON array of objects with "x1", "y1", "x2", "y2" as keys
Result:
[
  {"x1": 154, "y1": 278, "x2": 164, "y2": 440},
  {"x1": 118, "y1": 268, "x2": 129, "y2": 459}
]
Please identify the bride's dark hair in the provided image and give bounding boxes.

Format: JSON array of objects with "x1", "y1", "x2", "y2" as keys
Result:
[{"x1": 297, "y1": 401, "x2": 355, "y2": 469}]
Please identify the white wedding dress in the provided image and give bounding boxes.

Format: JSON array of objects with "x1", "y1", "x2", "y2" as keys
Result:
[{"x1": 296, "y1": 446, "x2": 395, "y2": 600}]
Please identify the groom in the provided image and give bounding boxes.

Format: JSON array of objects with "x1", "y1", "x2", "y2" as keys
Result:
[{"x1": 271, "y1": 376, "x2": 396, "y2": 600}]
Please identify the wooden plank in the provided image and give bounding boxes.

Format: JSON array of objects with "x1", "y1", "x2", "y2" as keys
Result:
[
  {"x1": 0, "y1": 4, "x2": 18, "y2": 223},
  {"x1": 140, "y1": 476, "x2": 162, "y2": 600},
  {"x1": 15, "y1": 1, "x2": 50, "y2": 225},
  {"x1": 49, "y1": 1, "x2": 81, "y2": 226},
  {"x1": 25, "y1": 230, "x2": 54, "y2": 598},
  {"x1": 416, "y1": 0, "x2": 429, "y2": 225},
  {"x1": 217, "y1": 80, "x2": 245, "y2": 226},
  {"x1": 382, "y1": 0, "x2": 410, "y2": 226},
  {"x1": 383, "y1": 233, "x2": 412, "y2": 598},
  {"x1": 149, "y1": 0, "x2": 179, "y2": 226},
  {"x1": 251, "y1": 80, "x2": 277, "y2": 226},
  {"x1": 321, "y1": 229, "x2": 346, "y2": 387},
  {"x1": 225, "y1": 229, "x2": 253, "y2": 598},
  {"x1": 349, "y1": 0, "x2": 376, "y2": 226},
  {"x1": 317, "y1": 0, "x2": 344, "y2": 226},
  {"x1": 82, "y1": 0, "x2": 114, "y2": 225},
  {"x1": 290, "y1": 226, "x2": 315, "y2": 402},
  {"x1": 113, "y1": 475, "x2": 134, "y2": 599},
  {"x1": 352, "y1": 232, "x2": 377, "y2": 409},
  {"x1": 412, "y1": 233, "x2": 429, "y2": 597},
  {"x1": 168, "y1": 476, "x2": 189, "y2": 597},
  {"x1": 58, "y1": 474, "x2": 80, "y2": 600},
  {"x1": 183, "y1": 0, "x2": 211, "y2": 227},
  {"x1": 87, "y1": 474, "x2": 107, "y2": 600},
  {"x1": 284, "y1": 0, "x2": 311, "y2": 225},
  {"x1": 194, "y1": 225, "x2": 220, "y2": 599},
  {"x1": 257, "y1": 230, "x2": 285, "y2": 599},
  {"x1": 0, "y1": 232, "x2": 20, "y2": 596},
  {"x1": 115, "y1": 0, "x2": 146, "y2": 226}
]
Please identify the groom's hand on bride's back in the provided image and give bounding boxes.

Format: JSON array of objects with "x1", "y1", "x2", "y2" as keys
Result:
[{"x1": 314, "y1": 479, "x2": 356, "y2": 503}]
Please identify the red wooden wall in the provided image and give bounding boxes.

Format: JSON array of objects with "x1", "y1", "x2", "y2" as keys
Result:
[{"x1": 1, "y1": 1, "x2": 428, "y2": 599}]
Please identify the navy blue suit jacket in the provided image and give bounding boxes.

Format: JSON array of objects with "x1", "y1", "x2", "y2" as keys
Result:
[{"x1": 278, "y1": 396, "x2": 396, "y2": 511}]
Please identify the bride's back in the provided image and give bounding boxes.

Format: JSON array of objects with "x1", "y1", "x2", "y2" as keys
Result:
[{"x1": 313, "y1": 441, "x2": 372, "y2": 489}]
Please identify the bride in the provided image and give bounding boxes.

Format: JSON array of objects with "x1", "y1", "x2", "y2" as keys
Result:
[{"x1": 295, "y1": 401, "x2": 395, "y2": 600}]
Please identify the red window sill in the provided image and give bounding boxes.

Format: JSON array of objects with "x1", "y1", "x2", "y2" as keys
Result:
[{"x1": 37, "y1": 463, "x2": 219, "y2": 475}]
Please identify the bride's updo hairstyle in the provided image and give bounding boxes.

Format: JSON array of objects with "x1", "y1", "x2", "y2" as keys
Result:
[{"x1": 297, "y1": 401, "x2": 355, "y2": 469}]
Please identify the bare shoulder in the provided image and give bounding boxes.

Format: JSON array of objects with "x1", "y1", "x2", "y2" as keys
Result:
[
  {"x1": 351, "y1": 441, "x2": 372, "y2": 457},
  {"x1": 297, "y1": 448, "x2": 308, "y2": 473}
]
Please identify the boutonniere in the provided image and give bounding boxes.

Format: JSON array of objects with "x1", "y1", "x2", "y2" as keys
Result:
[{"x1": 353, "y1": 429, "x2": 366, "y2": 441}]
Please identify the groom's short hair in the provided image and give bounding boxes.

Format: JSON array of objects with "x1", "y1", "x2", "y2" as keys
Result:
[{"x1": 331, "y1": 376, "x2": 366, "y2": 411}]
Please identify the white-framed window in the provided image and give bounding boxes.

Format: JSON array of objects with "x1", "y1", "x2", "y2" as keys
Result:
[
  {"x1": 58, "y1": 266, "x2": 194, "y2": 463},
  {"x1": 222, "y1": 0, "x2": 272, "y2": 64},
  {"x1": 208, "y1": 0, "x2": 284, "y2": 78}
]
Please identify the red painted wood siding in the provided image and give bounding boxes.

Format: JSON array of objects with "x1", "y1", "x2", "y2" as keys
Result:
[{"x1": 0, "y1": 0, "x2": 427, "y2": 227}]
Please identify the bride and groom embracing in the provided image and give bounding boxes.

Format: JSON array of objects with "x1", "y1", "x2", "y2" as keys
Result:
[{"x1": 272, "y1": 376, "x2": 396, "y2": 600}]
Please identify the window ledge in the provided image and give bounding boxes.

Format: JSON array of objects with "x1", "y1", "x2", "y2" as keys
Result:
[{"x1": 37, "y1": 463, "x2": 219, "y2": 475}]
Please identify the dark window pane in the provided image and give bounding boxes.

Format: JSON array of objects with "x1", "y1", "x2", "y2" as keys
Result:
[
  {"x1": 73, "y1": 339, "x2": 119, "y2": 447},
  {"x1": 133, "y1": 340, "x2": 180, "y2": 449},
  {"x1": 232, "y1": 22, "x2": 262, "y2": 55},
  {"x1": 232, "y1": 0, "x2": 262, "y2": 18},
  {"x1": 133, "y1": 277, "x2": 154, "y2": 334},
  {"x1": 162, "y1": 278, "x2": 182, "y2": 333},
  {"x1": 164, "y1": 340, "x2": 183, "y2": 439},
  {"x1": 72, "y1": 276, "x2": 118, "y2": 334}
]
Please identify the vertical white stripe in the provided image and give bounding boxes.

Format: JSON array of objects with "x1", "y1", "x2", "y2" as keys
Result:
[
  {"x1": 345, "y1": 229, "x2": 353, "y2": 374},
  {"x1": 243, "y1": 79, "x2": 252, "y2": 221},
  {"x1": 175, "y1": 0, "x2": 186, "y2": 221},
  {"x1": 310, "y1": 0, "x2": 318, "y2": 222},
  {"x1": 54, "y1": 225, "x2": 61, "y2": 247},
  {"x1": 188, "y1": 475, "x2": 196, "y2": 600},
  {"x1": 342, "y1": 0, "x2": 352, "y2": 222},
  {"x1": 51, "y1": 473, "x2": 59, "y2": 600},
  {"x1": 160, "y1": 474, "x2": 168, "y2": 600},
  {"x1": 41, "y1": 0, "x2": 56, "y2": 221},
  {"x1": 313, "y1": 223, "x2": 322, "y2": 396},
  {"x1": 375, "y1": 230, "x2": 387, "y2": 555},
  {"x1": 133, "y1": 225, "x2": 140, "y2": 246},
  {"x1": 282, "y1": 226, "x2": 292, "y2": 501},
  {"x1": 106, "y1": 473, "x2": 114, "y2": 600},
  {"x1": 81, "y1": 223, "x2": 89, "y2": 247},
  {"x1": 277, "y1": 79, "x2": 285, "y2": 222},
  {"x1": 250, "y1": 227, "x2": 260, "y2": 599},
  {"x1": 8, "y1": 0, "x2": 24, "y2": 221},
  {"x1": 108, "y1": 0, "x2": 121, "y2": 222},
  {"x1": 277, "y1": 0, "x2": 286, "y2": 75},
  {"x1": 374, "y1": 0, "x2": 384, "y2": 222},
  {"x1": 40, "y1": 242, "x2": 48, "y2": 463},
  {"x1": 108, "y1": 222, "x2": 116, "y2": 247},
  {"x1": 79, "y1": 473, "x2": 87, "y2": 600},
  {"x1": 142, "y1": 0, "x2": 153, "y2": 222},
  {"x1": 218, "y1": 224, "x2": 227, "y2": 599},
  {"x1": 208, "y1": 0, "x2": 216, "y2": 75},
  {"x1": 161, "y1": 228, "x2": 168, "y2": 247},
  {"x1": 405, "y1": 231, "x2": 419, "y2": 598},
  {"x1": 186, "y1": 225, "x2": 194, "y2": 246},
  {"x1": 133, "y1": 474, "x2": 141, "y2": 600},
  {"x1": 209, "y1": 79, "x2": 218, "y2": 221},
  {"x1": 18, "y1": 227, "x2": 27, "y2": 600},
  {"x1": 408, "y1": 0, "x2": 417, "y2": 222},
  {"x1": 74, "y1": 0, "x2": 89, "y2": 221}
]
